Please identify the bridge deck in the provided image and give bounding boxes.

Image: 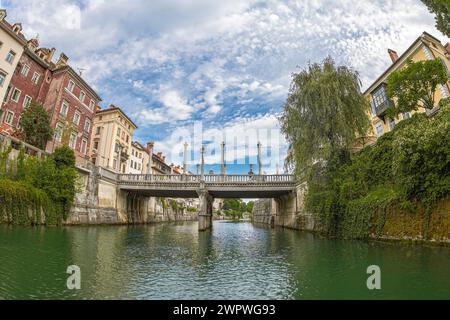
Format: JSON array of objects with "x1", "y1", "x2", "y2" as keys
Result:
[{"x1": 117, "y1": 174, "x2": 296, "y2": 198}]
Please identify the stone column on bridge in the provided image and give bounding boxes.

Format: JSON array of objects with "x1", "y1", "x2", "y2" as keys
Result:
[
  {"x1": 197, "y1": 189, "x2": 213, "y2": 231},
  {"x1": 257, "y1": 141, "x2": 262, "y2": 176},
  {"x1": 183, "y1": 142, "x2": 188, "y2": 174},
  {"x1": 200, "y1": 145, "x2": 205, "y2": 181},
  {"x1": 220, "y1": 141, "x2": 226, "y2": 175}
]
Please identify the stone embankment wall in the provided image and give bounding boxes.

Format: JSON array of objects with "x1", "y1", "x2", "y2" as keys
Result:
[
  {"x1": 66, "y1": 166, "x2": 198, "y2": 225},
  {"x1": 252, "y1": 185, "x2": 450, "y2": 244}
]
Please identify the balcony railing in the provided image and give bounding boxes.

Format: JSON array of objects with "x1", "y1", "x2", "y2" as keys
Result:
[{"x1": 374, "y1": 99, "x2": 394, "y2": 118}]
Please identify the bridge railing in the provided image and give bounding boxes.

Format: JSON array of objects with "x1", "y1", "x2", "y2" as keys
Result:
[{"x1": 118, "y1": 174, "x2": 295, "y2": 184}]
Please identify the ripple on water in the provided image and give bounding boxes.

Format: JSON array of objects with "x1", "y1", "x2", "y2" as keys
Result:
[{"x1": 0, "y1": 222, "x2": 449, "y2": 299}]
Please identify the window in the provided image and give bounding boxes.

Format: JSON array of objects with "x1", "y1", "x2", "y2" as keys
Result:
[
  {"x1": 21, "y1": 65, "x2": 30, "y2": 76},
  {"x1": 439, "y1": 57, "x2": 450, "y2": 75},
  {"x1": 375, "y1": 122, "x2": 384, "y2": 137},
  {"x1": 0, "y1": 72, "x2": 6, "y2": 87},
  {"x1": 69, "y1": 132, "x2": 77, "y2": 149},
  {"x1": 79, "y1": 91, "x2": 85, "y2": 103},
  {"x1": 138, "y1": 163, "x2": 141, "y2": 171},
  {"x1": 113, "y1": 159, "x2": 117, "y2": 170},
  {"x1": 117, "y1": 127, "x2": 121, "y2": 137},
  {"x1": 23, "y1": 95, "x2": 32, "y2": 108},
  {"x1": 73, "y1": 111, "x2": 81, "y2": 125},
  {"x1": 6, "y1": 50, "x2": 16, "y2": 64},
  {"x1": 81, "y1": 139, "x2": 88, "y2": 155},
  {"x1": 60, "y1": 101, "x2": 69, "y2": 116},
  {"x1": 84, "y1": 118, "x2": 91, "y2": 133},
  {"x1": 67, "y1": 80, "x2": 75, "y2": 92},
  {"x1": 131, "y1": 160, "x2": 134, "y2": 167},
  {"x1": 96, "y1": 126, "x2": 101, "y2": 135},
  {"x1": 371, "y1": 85, "x2": 390, "y2": 110},
  {"x1": 4, "y1": 111, "x2": 14, "y2": 125},
  {"x1": 16, "y1": 116, "x2": 21, "y2": 129},
  {"x1": 54, "y1": 123, "x2": 63, "y2": 142},
  {"x1": 31, "y1": 72, "x2": 40, "y2": 84},
  {"x1": 11, "y1": 88, "x2": 21, "y2": 102},
  {"x1": 388, "y1": 118, "x2": 396, "y2": 131},
  {"x1": 121, "y1": 132, "x2": 125, "y2": 140},
  {"x1": 126, "y1": 135, "x2": 129, "y2": 143},
  {"x1": 89, "y1": 100, "x2": 95, "y2": 111},
  {"x1": 93, "y1": 141, "x2": 99, "y2": 150}
]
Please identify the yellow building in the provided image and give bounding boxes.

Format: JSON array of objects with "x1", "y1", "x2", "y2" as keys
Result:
[
  {"x1": 90, "y1": 105, "x2": 137, "y2": 173},
  {"x1": 364, "y1": 32, "x2": 450, "y2": 139}
]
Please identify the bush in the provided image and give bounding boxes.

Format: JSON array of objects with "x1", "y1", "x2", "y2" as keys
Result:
[{"x1": 305, "y1": 101, "x2": 450, "y2": 239}]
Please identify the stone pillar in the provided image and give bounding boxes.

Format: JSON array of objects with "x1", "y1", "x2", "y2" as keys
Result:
[
  {"x1": 220, "y1": 141, "x2": 226, "y2": 175},
  {"x1": 200, "y1": 145, "x2": 205, "y2": 181},
  {"x1": 257, "y1": 141, "x2": 262, "y2": 176},
  {"x1": 183, "y1": 142, "x2": 188, "y2": 174},
  {"x1": 197, "y1": 189, "x2": 213, "y2": 231}
]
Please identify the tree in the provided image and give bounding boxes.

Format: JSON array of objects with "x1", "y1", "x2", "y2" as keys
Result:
[
  {"x1": 421, "y1": 0, "x2": 450, "y2": 37},
  {"x1": 18, "y1": 101, "x2": 53, "y2": 150},
  {"x1": 386, "y1": 59, "x2": 448, "y2": 116},
  {"x1": 246, "y1": 201, "x2": 254, "y2": 213},
  {"x1": 279, "y1": 57, "x2": 370, "y2": 175}
]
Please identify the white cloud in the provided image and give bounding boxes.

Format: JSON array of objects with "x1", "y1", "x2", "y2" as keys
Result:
[{"x1": 4, "y1": 0, "x2": 449, "y2": 172}]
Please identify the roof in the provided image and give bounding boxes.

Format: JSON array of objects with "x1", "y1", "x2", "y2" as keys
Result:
[
  {"x1": 0, "y1": 19, "x2": 27, "y2": 46},
  {"x1": 53, "y1": 65, "x2": 102, "y2": 101},
  {"x1": 132, "y1": 141, "x2": 148, "y2": 153},
  {"x1": 363, "y1": 32, "x2": 445, "y2": 96},
  {"x1": 96, "y1": 105, "x2": 138, "y2": 129},
  {"x1": 24, "y1": 47, "x2": 51, "y2": 69}
]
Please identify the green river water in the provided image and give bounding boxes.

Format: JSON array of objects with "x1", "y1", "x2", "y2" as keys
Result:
[{"x1": 0, "y1": 221, "x2": 448, "y2": 299}]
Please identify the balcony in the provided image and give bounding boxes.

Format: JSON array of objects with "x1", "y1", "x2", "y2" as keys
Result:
[
  {"x1": 120, "y1": 151, "x2": 129, "y2": 162},
  {"x1": 375, "y1": 99, "x2": 394, "y2": 118}
]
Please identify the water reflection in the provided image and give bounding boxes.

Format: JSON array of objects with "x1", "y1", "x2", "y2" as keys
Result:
[{"x1": 0, "y1": 222, "x2": 449, "y2": 299}]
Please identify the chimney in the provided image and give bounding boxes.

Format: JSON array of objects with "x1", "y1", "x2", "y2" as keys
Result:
[
  {"x1": 146, "y1": 141, "x2": 154, "y2": 154},
  {"x1": 56, "y1": 52, "x2": 69, "y2": 67},
  {"x1": 46, "y1": 47, "x2": 56, "y2": 63},
  {"x1": 388, "y1": 49, "x2": 399, "y2": 63},
  {"x1": 95, "y1": 105, "x2": 102, "y2": 112},
  {"x1": 157, "y1": 152, "x2": 162, "y2": 158}
]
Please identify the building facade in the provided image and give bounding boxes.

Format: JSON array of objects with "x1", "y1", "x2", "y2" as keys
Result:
[
  {"x1": 0, "y1": 10, "x2": 26, "y2": 109},
  {"x1": 0, "y1": 39, "x2": 53, "y2": 134},
  {"x1": 364, "y1": 32, "x2": 450, "y2": 139},
  {"x1": 90, "y1": 105, "x2": 137, "y2": 173},
  {"x1": 129, "y1": 141, "x2": 149, "y2": 174}
]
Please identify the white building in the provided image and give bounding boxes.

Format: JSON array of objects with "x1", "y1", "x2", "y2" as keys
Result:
[
  {"x1": 129, "y1": 141, "x2": 149, "y2": 174},
  {"x1": 0, "y1": 10, "x2": 26, "y2": 107}
]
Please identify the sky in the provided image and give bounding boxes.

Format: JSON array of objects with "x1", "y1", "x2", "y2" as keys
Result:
[{"x1": 2, "y1": 0, "x2": 448, "y2": 174}]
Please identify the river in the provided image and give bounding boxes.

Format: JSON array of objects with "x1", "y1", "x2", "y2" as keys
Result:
[{"x1": 0, "y1": 221, "x2": 448, "y2": 299}]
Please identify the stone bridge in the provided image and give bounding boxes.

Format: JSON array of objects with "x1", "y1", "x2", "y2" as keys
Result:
[{"x1": 116, "y1": 173, "x2": 296, "y2": 230}]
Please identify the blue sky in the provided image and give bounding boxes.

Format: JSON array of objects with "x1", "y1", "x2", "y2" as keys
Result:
[{"x1": 3, "y1": 0, "x2": 448, "y2": 174}]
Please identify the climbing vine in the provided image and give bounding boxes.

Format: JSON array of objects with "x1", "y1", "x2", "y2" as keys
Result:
[
  {"x1": 305, "y1": 99, "x2": 450, "y2": 239},
  {"x1": 0, "y1": 145, "x2": 78, "y2": 226}
]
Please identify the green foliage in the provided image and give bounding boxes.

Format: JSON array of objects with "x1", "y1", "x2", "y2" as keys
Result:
[
  {"x1": 305, "y1": 100, "x2": 450, "y2": 239},
  {"x1": 421, "y1": 0, "x2": 450, "y2": 37},
  {"x1": 386, "y1": 59, "x2": 448, "y2": 116},
  {"x1": 280, "y1": 56, "x2": 370, "y2": 175},
  {"x1": 0, "y1": 145, "x2": 78, "y2": 225},
  {"x1": 18, "y1": 101, "x2": 53, "y2": 150}
]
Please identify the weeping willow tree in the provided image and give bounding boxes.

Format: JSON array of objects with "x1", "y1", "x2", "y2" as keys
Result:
[{"x1": 280, "y1": 57, "x2": 370, "y2": 176}]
